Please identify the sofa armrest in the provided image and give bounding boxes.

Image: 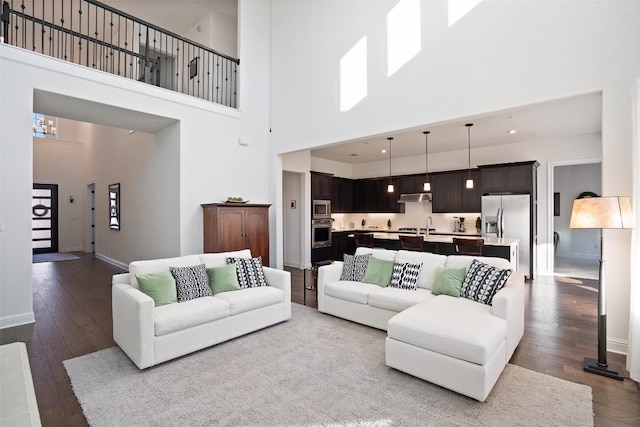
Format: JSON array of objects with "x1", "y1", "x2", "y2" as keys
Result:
[
  {"x1": 112, "y1": 283, "x2": 155, "y2": 369},
  {"x1": 263, "y1": 267, "x2": 292, "y2": 320},
  {"x1": 317, "y1": 262, "x2": 344, "y2": 312},
  {"x1": 113, "y1": 272, "x2": 130, "y2": 286},
  {"x1": 491, "y1": 271, "x2": 525, "y2": 361}
]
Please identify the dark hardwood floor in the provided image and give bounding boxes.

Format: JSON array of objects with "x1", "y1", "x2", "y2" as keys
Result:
[{"x1": 1, "y1": 253, "x2": 639, "y2": 426}]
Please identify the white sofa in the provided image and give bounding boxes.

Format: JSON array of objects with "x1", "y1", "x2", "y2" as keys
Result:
[
  {"x1": 317, "y1": 247, "x2": 525, "y2": 401},
  {"x1": 0, "y1": 342, "x2": 41, "y2": 426},
  {"x1": 112, "y1": 249, "x2": 291, "y2": 369}
]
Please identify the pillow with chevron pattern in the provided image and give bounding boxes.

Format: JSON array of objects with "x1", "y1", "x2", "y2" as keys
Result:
[
  {"x1": 460, "y1": 259, "x2": 512, "y2": 305},
  {"x1": 169, "y1": 264, "x2": 213, "y2": 302},
  {"x1": 340, "y1": 253, "x2": 371, "y2": 281},
  {"x1": 226, "y1": 256, "x2": 267, "y2": 288},
  {"x1": 389, "y1": 262, "x2": 422, "y2": 290}
]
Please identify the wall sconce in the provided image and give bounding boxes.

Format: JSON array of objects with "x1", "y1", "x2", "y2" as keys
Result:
[{"x1": 70, "y1": 195, "x2": 75, "y2": 203}]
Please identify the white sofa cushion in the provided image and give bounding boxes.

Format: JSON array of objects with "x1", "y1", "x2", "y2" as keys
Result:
[
  {"x1": 213, "y1": 286, "x2": 284, "y2": 315},
  {"x1": 354, "y1": 247, "x2": 397, "y2": 261},
  {"x1": 445, "y1": 255, "x2": 511, "y2": 271},
  {"x1": 387, "y1": 297, "x2": 506, "y2": 365},
  {"x1": 154, "y1": 296, "x2": 230, "y2": 336},
  {"x1": 199, "y1": 249, "x2": 252, "y2": 268},
  {"x1": 395, "y1": 250, "x2": 447, "y2": 289},
  {"x1": 324, "y1": 281, "x2": 381, "y2": 304},
  {"x1": 367, "y1": 287, "x2": 434, "y2": 312},
  {"x1": 129, "y1": 255, "x2": 201, "y2": 289}
]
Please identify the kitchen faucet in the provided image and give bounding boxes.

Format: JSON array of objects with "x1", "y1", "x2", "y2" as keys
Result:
[{"x1": 426, "y1": 216, "x2": 433, "y2": 235}]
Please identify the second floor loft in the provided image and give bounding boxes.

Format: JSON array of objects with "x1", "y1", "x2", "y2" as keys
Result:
[{"x1": 1, "y1": 0, "x2": 239, "y2": 108}]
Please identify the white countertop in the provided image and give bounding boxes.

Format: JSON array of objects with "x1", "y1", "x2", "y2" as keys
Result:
[{"x1": 347, "y1": 232, "x2": 519, "y2": 247}]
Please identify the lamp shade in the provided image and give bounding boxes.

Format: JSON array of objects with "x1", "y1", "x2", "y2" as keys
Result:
[{"x1": 569, "y1": 196, "x2": 634, "y2": 229}]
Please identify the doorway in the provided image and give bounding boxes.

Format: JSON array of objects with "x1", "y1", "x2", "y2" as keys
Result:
[
  {"x1": 32, "y1": 183, "x2": 59, "y2": 254},
  {"x1": 550, "y1": 161, "x2": 601, "y2": 280}
]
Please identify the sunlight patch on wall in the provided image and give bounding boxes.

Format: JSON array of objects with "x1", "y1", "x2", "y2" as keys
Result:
[
  {"x1": 387, "y1": 0, "x2": 421, "y2": 77},
  {"x1": 340, "y1": 36, "x2": 368, "y2": 112},
  {"x1": 448, "y1": 0, "x2": 483, "y2": 27}
]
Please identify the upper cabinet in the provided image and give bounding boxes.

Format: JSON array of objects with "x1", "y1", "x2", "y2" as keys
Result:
[
  {"x1": 399, "y1": 173, "x2": 426, "y2": 194},
  {"x1": 431, "y1": 169, "x2": 481, "y2": 213},
  {"x1": 331, "y1": 177, "x2": 355, "y2": 213},
  {"x1": 479, "y1": 161, "x2": 539, "y2": 195},
  {"x1": 311, "y1": 171, "x2": 332, "y2": 200}
]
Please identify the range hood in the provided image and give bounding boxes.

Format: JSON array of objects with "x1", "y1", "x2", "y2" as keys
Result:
[{"x1": 397, "y1": 193, "x2": 432, "y2": 203}]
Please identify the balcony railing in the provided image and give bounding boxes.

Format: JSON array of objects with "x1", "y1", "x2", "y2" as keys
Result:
[{"x1": 1, "y1": 0, "x2": 238, "y2": 108}]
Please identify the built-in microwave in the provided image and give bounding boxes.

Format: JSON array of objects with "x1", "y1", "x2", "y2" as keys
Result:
[{"x1": 312, "y1": 199, "x2": 331, "y2": 219}]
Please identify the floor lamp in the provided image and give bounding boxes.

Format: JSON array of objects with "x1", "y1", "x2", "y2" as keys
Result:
[{"x1": 569, "y1": 196, "x2": 634, "y2": 380}]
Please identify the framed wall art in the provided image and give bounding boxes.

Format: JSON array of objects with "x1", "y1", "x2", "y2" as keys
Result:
[{"x1": 109, "y1": 183, "x2": 120, "y2": 230}]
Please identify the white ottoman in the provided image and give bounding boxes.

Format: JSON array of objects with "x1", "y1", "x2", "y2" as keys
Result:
[{"x1": 385, "y1": 296, "x2": 508, "y2": 402}]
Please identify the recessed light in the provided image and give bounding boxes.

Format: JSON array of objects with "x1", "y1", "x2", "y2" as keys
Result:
[
  {"x1": 508, "y1": 129, "x2": 517, "y2": 134},
  {"x1": 381, "y1": 149, "x2": 387, "y2": 153},
  {"x1": 349, "y1": 153, "x2": 359, "y2": 157}
]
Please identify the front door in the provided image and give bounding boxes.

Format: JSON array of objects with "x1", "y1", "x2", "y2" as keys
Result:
[{"x1": 32, "y1": 183, "x2": 59, "y2": 254}]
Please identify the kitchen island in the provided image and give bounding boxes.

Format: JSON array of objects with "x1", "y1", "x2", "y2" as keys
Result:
[{"x1": 333, "y1": 231, "x2": 519, "y2": 271}]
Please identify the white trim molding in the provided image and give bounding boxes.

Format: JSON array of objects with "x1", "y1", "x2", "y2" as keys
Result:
[
  {"x1": 95, "y1": 253, "x2": 128, "y2": 271},
  {"x1": 0, "y1": 312, "x2": 35, "y2": 329}
]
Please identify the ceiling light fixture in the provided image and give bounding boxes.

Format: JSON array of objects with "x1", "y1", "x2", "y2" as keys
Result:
[
  {"x1": 508, "y1": 129, "x2": 517, "y2": 134},
  {"x1": 423, "y1": 131, "x2": 431, "y2": 192},
  {"x1": 387, "y1": 137, "x2": 394, "y2": 193},
  {"x1": 465, "y1": 123, "x2": 474, "y2": 189}
]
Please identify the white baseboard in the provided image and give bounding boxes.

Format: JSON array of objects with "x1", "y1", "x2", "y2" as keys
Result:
[
  {"x1": 0, "y1": 312, "x2": 35, "y2": 329},
  {"x1": 95, "y1": 253, "x2": 128, "y2": 271},
  {"x1": 284, "y1": 260, "x2": 305, "y2": 269},
  {"x1": 608, "y1": 337, "x2": 628, "y2": 355},
  {"x1": 60, "y1": 247, "x2": 83, "y2": 253}
]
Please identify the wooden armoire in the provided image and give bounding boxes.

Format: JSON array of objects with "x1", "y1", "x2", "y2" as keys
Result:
[{"x1": 201, "y1": 203, "x2": 270, "y2": 266}]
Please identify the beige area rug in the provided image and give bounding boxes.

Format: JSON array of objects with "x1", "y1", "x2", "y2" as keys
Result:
[{"x1": 64, "y1": 304, "x2": 593, "y2": 426}]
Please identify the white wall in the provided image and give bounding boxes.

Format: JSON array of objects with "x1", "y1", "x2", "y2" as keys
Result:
[
  {"x1": 554, "y1": 163, "x2": 602, "y2": 259},
  {"x1": 0, "y1": 0, "x2": 270, "y2": 329},
  {"x1": 268, "y1": 1, "x2": 639, "y2": 353}
]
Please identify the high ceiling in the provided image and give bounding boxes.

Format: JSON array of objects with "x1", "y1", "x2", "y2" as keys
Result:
[{"x1": 311, "y1": 93, "x2": 602, "y2": 164}]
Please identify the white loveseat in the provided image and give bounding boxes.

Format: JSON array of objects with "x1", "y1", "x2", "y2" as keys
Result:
[
  {"x1": 317, "y1": 247, "x2": 525, "y2": 401},
  {"x1": 112, "y1": 249, "x2": 291, "y2": 369}
]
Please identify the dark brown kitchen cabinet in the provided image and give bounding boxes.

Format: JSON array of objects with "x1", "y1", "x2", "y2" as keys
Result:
[
  {"x1": 431, "y1": 170, "x2": 481, "y2": 213},
  {"x1": 462, "y1": 169, "x2": 482, "y2": 212},
  {"x1": 431, "y1": 172, "x2": 463, "y2": 213},
  {"x1": 479, "y1": 161, "x2": 539, "y2": 194},
  {"x1": 400, "y1": 174, "x2": 426, "y2": 194},
  {"x1": 331, "y1": 177, "x2": 355, "y2": 213},
  {"x1": 311, "y1": 171, "x2": 332, "y2": 200},
  {"x1": 201, "y1": 203, "x2": 270, "y2": 266}
]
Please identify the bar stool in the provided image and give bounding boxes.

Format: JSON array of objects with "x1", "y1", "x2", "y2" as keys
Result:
[
  {"x1": 399, "y1": 235, "x2": 424, "y2": 251},
  {"x1": 354, "y1": 233, "x2": 374, "y2": 248},
  {"x1": 452, "y1": 238, "x2": 484, "y2": 256}
]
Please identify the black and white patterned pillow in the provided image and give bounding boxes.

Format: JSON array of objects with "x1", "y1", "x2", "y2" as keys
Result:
[
  {"x1": 169, "y1": 264, "x2": 213, "y2": 302},
  {"x1": 340, "y1": 253, "x2": 371, "y2": 281},
  {"x1": 389, "y1": 262, "x2": 422, "y2": 290},
  {"x1": 460, "y1": 259, "x2": 512, "y2": 305},
  {"x1": 227, "y1": 257, "x2": 267, "y2": 288}
]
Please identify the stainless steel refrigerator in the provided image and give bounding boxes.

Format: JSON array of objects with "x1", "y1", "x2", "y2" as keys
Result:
[{"x1": 481, "y1": 194, "x2": 533, "y2": 279}]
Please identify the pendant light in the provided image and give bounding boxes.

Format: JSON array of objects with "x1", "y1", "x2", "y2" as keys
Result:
[
  {"x1": 387, "y1": 137, "x2": 394, "y2": 192},
  {"x1": 465, "y1": 123, "x2": 474, "y2": 189},
  {"x1": 422, "y1": 131, "x2": 431, "y2": 192}
]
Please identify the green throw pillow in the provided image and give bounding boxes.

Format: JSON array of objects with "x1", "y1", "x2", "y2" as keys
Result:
[
  {"x1": 362, "y1": 257, "x2": 395, "y2": 287},
  {"x1": 207, "y1": 264, "x2": 241, "y2": 294},
  {"x1": 136, "y1": 271, "x2": 177, "y2": 306},
  {"x1": 431, "y1": 267, "x2": 467, "y2": 297}
]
